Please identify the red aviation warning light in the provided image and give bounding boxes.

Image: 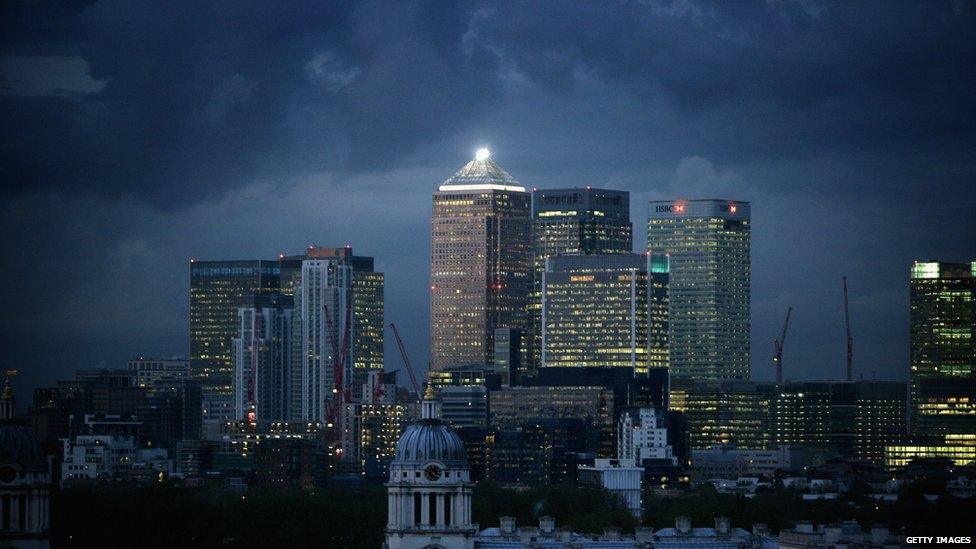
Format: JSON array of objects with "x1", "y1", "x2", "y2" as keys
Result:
[{"x1": 673, "y1": 200, "x2": 686, "y2": 214}]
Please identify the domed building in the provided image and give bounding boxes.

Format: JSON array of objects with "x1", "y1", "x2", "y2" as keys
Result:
[
  {"x1": 384, "y1": 386, "x2": 478, "y2": 549},
  {"x1": 0, "y1": 373, "x2": 52, "y2": 548}
]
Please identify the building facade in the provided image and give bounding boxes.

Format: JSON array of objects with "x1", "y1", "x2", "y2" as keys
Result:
[
  {"x1": 438, "y1": 386, "x2": 489, "y2": 430},
  {"x1": 577, "y1": 458, "x2": 643, "y2": 519},
  {"x1": 492, "y1": 328, "x2": 522, "y2": 386},
  {"x1": 293, "y1": 246, "x2": 384, "y2": 423},
  {"x1": 297, "y1": 256, "x2": 353, "y2": 423},
  {"x1": 669, "y1": 379, "x2": 775, "y2": 450},
  {"x1": 190, "y1": 259, "x2": 300, "y2": 423},
  {"x1": 232, "y1": 294, "x2": 295, "y2": 423},
  {"x1": 350, "y1": 402, "x2": 408, "y2": 480},
  {"x1": 126, "y1": 358, "x2": 189, "y2": 388},
  {"x1": 617, "y1": 406, "x2": 674, "y2": 464},
  {"x1": 773, "y1": 381, "x2": 907, "y2": 464},
  {"x1": 647, "y1": 199, "x2": 750, "y2": 380},
  {"x1": 195, "y1": 247, "x2": 383, "y2": 428},
  {"x1": 485, "y1": 418, "x2": 590, "y2": 486},
  {"x1": 647, "y1": 252, "x2": 670, "y2": 372},
  {"x1": 490, "y1": 385, "x2": 614, "y2": 458},
  {"x1": 529, "y1": 188, "x2": 632, "y2": 375},
  {"x1": 430, "y1": 151, "x2": 531, "y2": 371},
  {"x1": 1, "y1": 377, "x2": 52, "y2": 548},
  {"x1": 691, "y1": 444, "x2": 808, "y2": 479},
  {"x1": 672, "y1": 378, "x2": 908, "y2": 464},
  {"x1": 909, "y1": 261, "x2": 975, "y2": 441},
  {"x1": 541, "y1": 254, "x2": 651, "y2": 374},
  {"x1": 0, "y1": 419, "x2": 52, "y2": 548}
]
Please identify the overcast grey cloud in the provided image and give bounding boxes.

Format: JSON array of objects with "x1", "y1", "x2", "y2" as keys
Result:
[{"x1": 1, "y1": 0, "x2": 974, "y2": 405}]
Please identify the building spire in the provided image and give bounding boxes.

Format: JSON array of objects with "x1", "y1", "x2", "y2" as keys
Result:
[
  {"x1": 421, "y1": 383, "x2": 439, "y2": 420},
  {"x1": 0, "y1": 369, "x2": 16, "y2": 420}
]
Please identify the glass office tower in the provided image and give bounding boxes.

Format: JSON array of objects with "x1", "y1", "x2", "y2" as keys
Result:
[
  {"x1": 648, "y1": 252, "x2": 670, "y2": 371},
  {"x1": 190, "y1": 259, "x2": 300, "y2": 423},
  {"x1": 647, "y1": 199, "x2": 750, "y2": 380},
  {"x1": 909, "y1": 261, "x2": 975, "y2": 440},
  {"x1": 430, "y1": 151, "x2": 531, "y2": 371},
  {"x1": 529, "y1": 188, "x2": 632, "y2": 376},
  {"x1": 541, "y1": 254, "x2": 650, "y2": 374},
  {"x1": 194, "y1": 248, "x2": 382, "y2": 426}
]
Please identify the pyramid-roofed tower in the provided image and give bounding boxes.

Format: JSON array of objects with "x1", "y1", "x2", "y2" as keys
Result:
[
  {"x1": 439, "y1": 149, "x2": 525, "y2": 191},
  {"x1": 429, "y1": 149, "x2": 531, "y2": 373}
]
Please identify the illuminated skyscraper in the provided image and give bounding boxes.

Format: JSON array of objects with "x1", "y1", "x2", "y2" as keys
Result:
[
  {"x1": 189, "y1": 259, "x2": 300, "y2": 423},
  {"x1": 909, "y1": 261, "x2": 975, "y2": 440},
  {"x1": 648, "y1": 252, "x2": 670, "y2": 371},
  {"x1": 294, "y1": 246, "x2": 384, "y2": 422},
  {"x1": 647, "y1": 199, "x2": 750, "y2": 380},
  {"x1": 528, "y1": 188, "x2": 632, "y2": 376},
  {"x1": 203, "y1": 247, "x2": 382, "y2": 428},
  {"x1": 430, "y1": 150, "x2": 531, "y2": 371},
  {"x1": 541, "y1": 254, "x2": 651, "y2": 373}
]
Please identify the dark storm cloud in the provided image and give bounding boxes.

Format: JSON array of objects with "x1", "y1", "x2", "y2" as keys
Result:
[
  {"x1": 469, "y1": 1, "x2": 976, "y2": 167},
  {"x1": 1, "y1": 0, "x2": 974, "y2": 402},
  {"x1": 1, "y1": 0, "x2": 502, "y2": 203}
]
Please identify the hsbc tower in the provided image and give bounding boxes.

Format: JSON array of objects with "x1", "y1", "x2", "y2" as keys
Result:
[{"x1": 647, "y1": 199, "x2": 751, "y2": 381}]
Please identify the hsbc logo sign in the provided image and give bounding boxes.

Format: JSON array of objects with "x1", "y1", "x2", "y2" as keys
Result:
[
  {"x1": 655, "y1": 201, "x2": 687, "y2": 214},
  {"x1": 654, "y1": 201, "x2": 739, "y2": 215}
]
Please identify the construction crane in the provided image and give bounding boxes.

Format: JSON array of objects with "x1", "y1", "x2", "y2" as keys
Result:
[
  {"x1": 772, "y1": 306, "x2": 793, "y2": 384},
  {"x1": 388, "y1": 323, "x2": 422, "y2": 402},
  {"x1": 843, "y1": 276, "x2": 853, "y2": 381},
  {"x1": 323, "y1": 293, "x2": 353, "y2": 457}
]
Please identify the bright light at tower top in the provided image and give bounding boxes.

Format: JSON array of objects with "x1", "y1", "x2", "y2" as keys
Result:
[{"x1": 475, "y1": 148, "x2": 490, "y2": 161}]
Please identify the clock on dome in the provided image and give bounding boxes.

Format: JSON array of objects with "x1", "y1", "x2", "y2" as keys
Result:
[{"x1": 424, "y1": 463, "x2": 442, "y2": 481}]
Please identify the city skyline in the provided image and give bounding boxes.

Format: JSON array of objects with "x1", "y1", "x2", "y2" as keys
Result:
[
  {"x1": 2, "y1": 3, "x2": 976, "y2": 544},
  {"x1": 3, "y1": 146, "x2": 973, "y2": 405},
  {"x1": 3, "y1": 2, "x2": 976, "y2": 406}
]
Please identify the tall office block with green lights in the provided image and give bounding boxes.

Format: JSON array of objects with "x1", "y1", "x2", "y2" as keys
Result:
[
  {"x1": 529, "y1": 188, "x2": 632, "y2": 376},
  {"x1": 542, "y1": 254, "x2": 661, "y2": 375},
  {"x1": 648, "y1": 252, "x2": 670, "y2": 371},
  {"x1": 909, "y1": 261, "x2": 975, "y2": 443},
  {"x1": 647, "y1": 199, "x2": 750, "y2": 380}
]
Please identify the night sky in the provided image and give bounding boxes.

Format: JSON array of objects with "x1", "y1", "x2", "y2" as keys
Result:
[{"x1": 2, "y1": 1, "x2": 974, "y2": 406}]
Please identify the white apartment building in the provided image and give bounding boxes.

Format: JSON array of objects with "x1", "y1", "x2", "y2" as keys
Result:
[{"x1": 617, "y1": 406, "x2": 675, "y2": 464}]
